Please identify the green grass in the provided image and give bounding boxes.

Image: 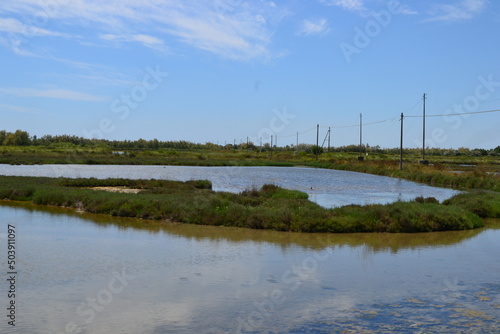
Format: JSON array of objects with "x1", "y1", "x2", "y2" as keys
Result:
[
  {"x1": 0, "y1": 175, "x2": 494, "y2": 233},
  {"x1": 329, "y1": 201, "x2": 483, "y2": 233},
  {"x1": 325, "y1": 162, "x2": 500, "y2": 192},
  {"x1": 443, "y1": 190, "x2": 500, "y2": 218}
]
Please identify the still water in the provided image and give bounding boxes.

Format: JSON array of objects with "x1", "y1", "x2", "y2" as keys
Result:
[
  {"x1": 0, "y1": 203, "x2": 499, "y2": 333},
  {"x1": 0, "y1": 165, "x2": 461, "y2": 207}
]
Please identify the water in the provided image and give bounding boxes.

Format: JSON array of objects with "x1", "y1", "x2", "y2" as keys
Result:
[
  {"x1": 0, "y1": 165, "x2": 461, "y2": 207},
  {"x1": 0, "y1": 204, "x2": 499, "y2": 333}
]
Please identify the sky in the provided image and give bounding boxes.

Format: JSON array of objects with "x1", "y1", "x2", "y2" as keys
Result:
[{"x1": 1, "y1": 0, "x2": 499, "y2": 149}]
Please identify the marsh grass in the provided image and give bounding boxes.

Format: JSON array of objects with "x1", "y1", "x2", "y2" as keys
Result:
[
  {"x1": 323, "y1": 162, "x2": 500, "y2": 192},
  {"x1": 0, "y1": 175, "x2": 493, "y2": 233},
  {"x1": 443, "y1": 191, "x2": 500, "y2": 218}
]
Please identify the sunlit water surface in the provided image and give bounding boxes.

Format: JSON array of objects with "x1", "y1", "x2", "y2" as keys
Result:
[{"x1": 0, "y1": 204, "x2": 499, "y2": 334}]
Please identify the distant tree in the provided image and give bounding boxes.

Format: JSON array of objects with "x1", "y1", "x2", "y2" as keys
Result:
[
  {"x1": 295, "y1": 143, "x2": 312, "y2": 153},
  {"x1": 311, "y1": 145, "x2": 324, "y2": 155},
  {"x1": 0, "y1": 130, "x2": 6, "y2": 145},
  {"x1": 147, "y1": 139, "x2": 160, "y2": 149},
  {"x1": 3, "y1": 133, "x2": 16, "y2": 145},
  {"x1": 14, "y1": 130, "x2": 31, "y2": 145},
  {"x1": 472, "y1": 148, "x2": 488, "y2": 156},
  {"x1": 136, "y1": 138, "x2": 147, "y2": 149}
]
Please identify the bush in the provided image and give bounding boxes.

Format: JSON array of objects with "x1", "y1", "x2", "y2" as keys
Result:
[
  {"x1": 443, "y1": 191, "x2": 500, "y2": 218},
  {"x1": 415, "y1": 196, "x2": 439, "y2": 204}
]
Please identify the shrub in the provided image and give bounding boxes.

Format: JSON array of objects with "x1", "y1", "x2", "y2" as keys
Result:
[
  {"x1": 443, "y1": 191, "x2": 500, "y2": 218},
  {"x1": 415, "y1": 196, "x2": 439, "y2": 204}
]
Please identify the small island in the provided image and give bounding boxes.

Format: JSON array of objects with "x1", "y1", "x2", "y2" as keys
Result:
[{"x1": 1, "y1": 175, "x2": 498, "y2": 233}]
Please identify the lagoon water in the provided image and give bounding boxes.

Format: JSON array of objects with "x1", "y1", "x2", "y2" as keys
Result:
[
  {"x1": 0, "y1": 165, "x2": 498, "y2": 333},
  {"x1": 0, "y1": 164, "x2": 461, "y2": 207},
  {"x1": 0, "y1": 204, "x2": 499, "y2": 333}
]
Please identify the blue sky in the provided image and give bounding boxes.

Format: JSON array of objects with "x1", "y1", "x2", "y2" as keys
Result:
[{"x1": 1, "y1": 0, "x2": 499, "y2": 149}]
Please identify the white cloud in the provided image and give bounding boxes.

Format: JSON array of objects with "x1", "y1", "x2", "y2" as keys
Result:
[
  {"x1": 298, "y1": 19, "x2": 330, "y2": 36},
  {"x1": 0, "y1": 103, "x2": 43, "y2": 114},
  {"x1": 0, "y1": 87, "x2": 107, "y2": 102},
  {"x1": 159, "y1": 9, "x2": 273, "y2": 60},
  {"x1": 1, "y1": 0, "x2": 285, "y2": 61},
  {"x1": 0, "y1": 17, "x2": 72, "y2": 56},
  {"x1": 425, "y1": 0, "x2": 488, "y2": 22},
  {"x1": 393, "y1": 5, "x2": 419, "y2": 15},
  {"x1": 0, "y1": 17, "x2": 70, "y2": 37},
  {"x1": 320, "y1": 0, "x2": 419, "y2": 16},
  {"x1": 132, "y1": 34, "x2": 163, "y2": 46},
  {"x1": 99, "y1": 33, "x2": 166, "y2": 51},
  {"x1": 320, "y1": 0, "x2": 365, "y2": 12}
]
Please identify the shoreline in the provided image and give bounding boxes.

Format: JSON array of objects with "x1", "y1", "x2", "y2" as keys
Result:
[{"x1": 1, "y1": 153, "x2": 498, "y2": 192}]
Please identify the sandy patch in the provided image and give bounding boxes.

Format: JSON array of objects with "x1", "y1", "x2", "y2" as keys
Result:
[{"x1": 90, "y1": 186, "x2": 142, "y2": 194}]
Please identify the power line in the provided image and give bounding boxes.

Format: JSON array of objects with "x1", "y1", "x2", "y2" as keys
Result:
[
  {"x1": 405, "y1": 109, "x2": 500, "y2": 118},
  {"x1": 329, "y1": 118, "x2": 397, "y2": 129},
  {"x1": 245, "y1": 108, "x2": 499, "y2": 145},
  {"x1": 278, "y1": 126, "x2": 316, "y2": 138}
]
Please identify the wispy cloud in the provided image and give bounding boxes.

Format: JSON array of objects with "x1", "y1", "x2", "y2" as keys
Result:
[
  {"x1": 320, "y1": 0, "x2": 419, "y2": 16},
  {"x1": 320, "y1": 0, "x2": 365, "y2": 13},
  {"x1": 0, "y1": 17, "x2": 70, "y2": 37},
  {"x1": 0, "y1": 17, "x2": 72, "y2": 55},
  {"x1": 78, "y1": 74, "x2": 141, "y2": 87},
  {"x1": 0, "y1": 87, "x2": 108, "y2": 102},
  {"x1": 425, "y1": 0, "x2": 488, "y2": 22},
  {"x1": 394, "y1": 5, "x2": 419, "y2": 15},
  {"x1": 297, "y1": 19, "x2": 330, "y2": 36},
  {"x1": 0, "y1": 103, "x2": 44, "y2": 114},
  {"x1": 1, "y1": 0, "x2": 286, "y2": 61},
  {"x1": 158, "y1": 8, "x2": 273, "y2": 60},
  {"x1": 99, "y1": 33, "x2": 167, "y2": 51}
]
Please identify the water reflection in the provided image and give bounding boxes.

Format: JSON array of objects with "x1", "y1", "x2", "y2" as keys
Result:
[
  {"x1": 0, "y1": 203, "x2": 499, "y2": 334},
  {"x1": 4, "y1": 201, "x2": 498, "y2": 254}
]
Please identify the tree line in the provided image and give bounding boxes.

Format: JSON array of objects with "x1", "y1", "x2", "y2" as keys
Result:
[
  {"x1": 0, "y1": 130, "x2": 207, "y2": 150},
  {"x1": 0, "y1": 129, "x2": 499, "y2": 156}
]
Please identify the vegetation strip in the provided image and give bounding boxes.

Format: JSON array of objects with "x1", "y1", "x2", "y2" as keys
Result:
[{"x1": 1, "y1": 175, "x2": 498, "y2": 233}]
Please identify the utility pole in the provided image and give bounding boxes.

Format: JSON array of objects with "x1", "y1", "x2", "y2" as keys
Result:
[
  {"x1": 421, "y1": 93, "x2": 428, "y2": 164},
  {"x1": 400, "y1": 113, "x2": 404, "y2": 171},
  {"x1": 316, "y1": 124, "x2": 319, "y2": 161},
  {"x1": 358, "y1": 113, "x2": 364, "y2": 161},
  {"x1": 271, "y1": 135, "x2": 273, "y2": 158},
  {"x1": 246, "y1": 136, "x2": 249, "y2": 151},
  {"x1": 296, "y1": 132, "x2": 298, "y2": 148},
  {"x1": 234, "y1": 138, "x2": 236, "y2": 150},
  {"x1": 328, "y1": 127, "x2": 331, "y2": 152}
]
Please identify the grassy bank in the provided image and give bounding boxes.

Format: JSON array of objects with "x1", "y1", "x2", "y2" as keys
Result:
[
  {"x1": 1, "y1": 175, "x2": 498, "y2": 233},
  {"x1": 308, "y1": 160, "x2": 500, "y2": 192}
]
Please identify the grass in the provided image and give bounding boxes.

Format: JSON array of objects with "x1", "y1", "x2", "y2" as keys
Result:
[
  {"x1": 322, "y1": 161, "x2": 500, "y2": 192},
  {"x1": 0, "y1": 175, "x2": 495, "y2": 233},
  {"x1": 443, "y1": 190, "x2": 500, "y2": 218}
]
